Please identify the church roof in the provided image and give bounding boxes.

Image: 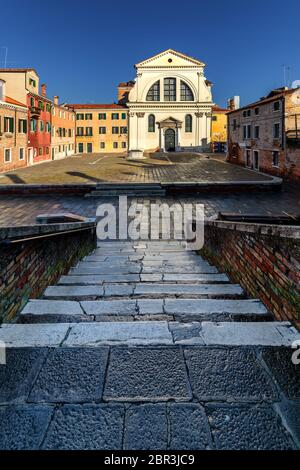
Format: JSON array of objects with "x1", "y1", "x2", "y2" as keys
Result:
[{"x1": 135, "y1": 49, "x2": 205, "y2": 68}]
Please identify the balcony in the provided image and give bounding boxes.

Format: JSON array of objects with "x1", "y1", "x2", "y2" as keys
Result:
[
  {"x1": 286, "y1": 129, "x2": 300, "y2": 146},
  {"x1": 30, "y1": 106, "x2": 41, "y2": 117}
]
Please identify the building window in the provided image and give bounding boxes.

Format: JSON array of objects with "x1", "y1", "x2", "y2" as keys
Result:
[
  {"x1": 38, "y1": 100, "x2": 44, "y2": 110},
  {"x1": 76, "y1": 113, "x2": 84, "y2": 120},
  {"x1": 121, "y1": 113, "x2": 126, "y2": 120},
  {"x1": 85, "y1": 127, "x2": 93, "y2": 136},
  {"x1": 98, "y1": 113, "x2": 106, "y2": 120},
  {"x1": 247, "y1": 109, "x2": 251, "y2": 117},
  {"x1": 185, "y1": 114, "x2": 192, "y2": 132},
  {"x1": 100, "y1": 142, "x2": 105, "y2": 149},
  {"x1": 40, "y1": 121, "x2": 44, "y2": 132},
  {"x1": 120, "y1": 126, "x2": 127, "y2": 134},
  {"x1": 243, "y1": 125, "x2": 247, "y2": 139},
  {"x1": 243, "y1": 111, "x2": 247, "y2": 118},
  {"x1": 254, "y1": 125, "x2": 260, "y2": 139},
  {"x1": 212, "y1": 116, "x2": 217, "y2": 121},
  {"x1": 272, "y1": 151, "x2": 279, "y2": 167},
  {"x1": 164, "y1": 78, "x2": 176, "y2": 101},
  {"x1": 112, "y1": 127, "x2": 119, "y2": 134},
  {"x1": 85, "y1": 113, "x2": 92, "y2": 120},
  {"x1": 253, "y1": 150, "x2": 259, "y2": 170},
  {"x1": 76, "y1": 127, "x2": 84, "y2": 136},
  {"x1": 273, "y1": 101, "x2": 280, "y2": 112},
  {"x1": 30, "y1": 119, "x2": 37, "y2": 132},
  {"x1": 247, "y1": 125, "x2": 252, "y2": 139},
  {"x1": 46, "y1": 122, "x2": 51, "y2": 132},
  {"x1": 78, "y1": 143, "x2": 84, "y2": 153},
  {"x1": 30, "y1": 97, "x2": 35, "y2": 107},
  {"x1": 274, "y1": 123, "x2": 280, "y2": 139},
  {"x1": 113, "y1": 142, "x2": 118, "y2": 148},
  {"x1": 180, "y1": 81, "x2": 194, "y2": 101},
  {"x1": 46, "y1": 103, "x2": 51, "y2": 112},
  {"x1": 4, "y1": 148, "x2": 12, "y2": 163},
  {"x1": 46, "y1": 147, "x2": 49, "y2": 154},
  {"x1": 232, "y1": 119, "x2": 237, "y2": 130},
  {"x1": 4, "y1": 116, "x2": 14, "y2": 133},
  {"x1": 146, "y1": 80, "x2": 160, "y2": 101},
  {"x1": 19, "y1": 147, "x2": 25, "y2": 160},
  {"x1": 148, "y1": 114, "x2": 155, "y2": 133},
  {"x1": 39, "y1": 148, "x2": 43, "y2": 156},
  {"x1": 87, "y1": 143, "x2": 93, "y2": 153},
  {"x1": 29, "y1": 78, "x2": 36, "y2": 87},
  {"x1": 99, "y1": 127, "x2": 106, "y2": 134},
  {"x1": 255, "y1": 107, "x2": 260, "y2": 115},
  {"x1": 112, "y1": 113, "x2": 119, "y2": 120},
  {"x1": 18, "y1": 119, "x2": 27, "y2": 133},
  {"x1": 246, "y1": 149, "x2": 251, "y2": 167},
  {"x1": 122, "y1": 142, "x2": 126, "y2": 149}
]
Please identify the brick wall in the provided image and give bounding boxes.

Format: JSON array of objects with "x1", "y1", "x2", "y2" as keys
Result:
[
  {"x1": 0, "y1": 225, "x2": 96, "y2": 323},
  {"x1": 200, "y1": 221, "x2": 300, "y2": 330}
]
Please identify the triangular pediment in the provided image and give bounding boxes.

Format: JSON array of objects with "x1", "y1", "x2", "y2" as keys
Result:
[{"x1": 136, "y1": 49, "x2": 205, "y2": 68}]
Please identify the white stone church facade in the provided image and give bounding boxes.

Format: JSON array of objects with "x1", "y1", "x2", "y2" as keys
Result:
[{"x1": 127, "y1": 49, "x2": 214, "y2": 159}]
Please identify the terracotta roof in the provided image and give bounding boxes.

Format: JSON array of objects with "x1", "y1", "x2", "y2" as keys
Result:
[
  {"x1": 2, "y1": 96, "x2": 27, "y2": 108},
  {"x1": 227, "y1": 88, "x2": 298, "y2": 115},
  {"x1": 70, "y1": 103, "x2": 127, "y2": 110},
  {"x1": 212, "y1": 105, "x2": 229, "y2": 113}
]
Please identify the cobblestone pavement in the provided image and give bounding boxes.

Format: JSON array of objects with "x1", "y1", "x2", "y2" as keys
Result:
[
  {"x1": 0, "y1": 240, "x2": 299, "y2": 450},
  {"x1": 0, "y1": 153, "x2": 273, "y2": 185},
  {"x1": 0, "y1": 182, "x2": 299, "y2": 227}
]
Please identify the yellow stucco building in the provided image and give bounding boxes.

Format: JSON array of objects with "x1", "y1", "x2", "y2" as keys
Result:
[
  {"x1": 71, "y1": 104, "x2": 128, "y2": 154},
  {"x1": 211, "y1": 105, "x2": 229, "y2": 152}
]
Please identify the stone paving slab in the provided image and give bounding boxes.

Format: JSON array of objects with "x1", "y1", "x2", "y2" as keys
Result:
[
  {"x1": 202, "y1": 322, "x2": 299, "y2": 346},
  {"x1": 64, "y1": 322, "x2": 173, "y2": 346},
  {"x1": 0, "y1": 323, "x2": 70, "y2": 347},
  {"x1": 71, "y1": 264, "x2": 141, "y2": 275},
  {"x1": 58, "y1": 274, "x2": 140, "y2": 284},
  {"x1": 21, "y1": 300, "x2": 83, "y2": 315},
  {"x1": 28, "y1": 348, "x2": 108, "y2": 403},
  {"x1": 43, "y1": 285, "x2": 104, "y2": 299},
  {"x1": 165, "y1": 299, "x2": 267, "y2": 317},
  {"x1": 261, "y1": 348, "x2": 300, "y2": 399},
  {"x1": 81, "y1": 300, "x2": 137, "y2": 316},
  {"x1": 134, "y1": 283, "x2": 243, "y2": 297},
  {"x1": 0, "y1": 348, "x2": 47, "y2": 404},
  {"x1": 206, "y1": 404, "x2": 296, "y2": 450},
  {"x1": 0, "y1": 405, "x2": 53, "y2": 450},
  {"x1": 42, "y1": 404, "x2": 124, "y2": 450},
  {"x1": 142, "y1": 265, "x2": 219, "y2": 274},
  {"x1": 103, "y1": 347, "x2": 192, "y2": 402},
  {"x1": 138, "y1": 299, "x2": 164, "y2": 314},
  {"x1": 104, "y1": 284, "x2": 135, "y2": 297},
  {"x1": 163, "y1": 273, "x2": 229, "y2": 283},
  {"x1": 184, "y1": 347, "x2": 277, "y2": 402}
]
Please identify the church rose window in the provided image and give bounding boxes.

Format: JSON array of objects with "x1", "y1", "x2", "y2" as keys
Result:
[
  {"x1": 146, "y1": 81, "x2": 160, "y2": 101},
  {"x1": 164, "y1": 78, "x2": 176, "y2": 101},
  {"x1": 180, "y1": 81, "x2": 194, "y2": 101}
]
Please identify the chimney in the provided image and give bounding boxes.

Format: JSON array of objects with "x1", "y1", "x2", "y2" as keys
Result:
[
  {"x1": 227, "y1": 96, "x2": 240, "y2": 111},
  {"x1": 41, "y1": 83, "x2": 47, "y2": 97},
  {"x1": 54, "y1": 95, "x2": 59, "y2": 105},
  {"x1": 117, "y1": 81, "x2": 134, "y2": 104}
]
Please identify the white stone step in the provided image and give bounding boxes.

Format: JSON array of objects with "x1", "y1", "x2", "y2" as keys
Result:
[
  {"x1": 133, "y1": 283, "x2": 244, "y2": 297},
  {"x1": 58, "y1": 274, "x2": 141, "y2": 284},
  {"x1": 164, "y1": 299, "x2": 268, "y2": 316},
  {"x1": 70, "y1": 264, "x2": 141, "y2": 275},
  {"x1": 1, "y1": 322, "x2": 298, "y2": 347},
  {"x1": 43, "y1": 285, "x2": 104, "y2": 300}
]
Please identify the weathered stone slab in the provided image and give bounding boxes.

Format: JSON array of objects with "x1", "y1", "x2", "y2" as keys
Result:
[
  {"x1": 71, "y1": 264, "x2": 141, "y2": 275},
  {"x1": 64, "y1": 322, "x2": 173, "y2": 346},
  {"x1": 0, "y1": 324, "x2": 70, "y2": 347},
  {"x1": 0, "y1": 348, "x2": 48, "y2": 404},
  {"x1": 163, "y1": 273, "x2": 229, "y2": 283},
  {"x1": 81, "y1": 300, "x2": 137, "y2": 316},
  {"x1": 165, "y1": 299, "x2": 267, "y2": 315},
  {"x1": 0, "y1": 405, "x2": 53, "y2": 450},
  {"x1": 137, "y1": 299, "x2": 164, "y2": 314},
  {"x1": 185, "y1": 347, "x2": 277, "y2": 402},
  {"x1": 168, "y1": 404, "x2": 213, "y2": 450},
  {"x1": 42, "y1": 404, "x2": 124, "y2": 449},
  {"x1": 262, "y1": 347, "x2": 300, "y2": 399},
  {"x1": 43, "y1": 285, "x2": 104, "y2": 299},
  {"x1": 59, "y1": 274, "x2": 140, "y2": 284},
  {"x1": 103, "y1": 347, "x2": 192, "y2": 402},
  {"x1": 142, "y1": 265, "x2": 218, "y2": 274},
  {"x1": 135, "y1": 283, "x2": 243, "y2": 296},
  {"x1": 20, "y1": 300, "x2": 83, "y2": 316},
  {"x1": 207, "y1": 404, "x2": 296, "y2": 449},
  {"x1": 104, "y1": 284, "x2": 134, "y2": 297},
  {"x1": 140, "y1": 274, "x2": 163, "y2": 282},
  {"x1": 202, "y1": 322, "x2": 299, "y2": 346},
  {"x1": 29, "y1": 348, "x2": 108, "y2": 403},
  {"x1": 275, "y1": 401, "x2": 300, "y2": 447},
  {"x1": 124, "y1": 404, "x2": 168, "y2": 450},
  {"x1": 169, "y1": 322, "x2": 204, "y2": 345}
]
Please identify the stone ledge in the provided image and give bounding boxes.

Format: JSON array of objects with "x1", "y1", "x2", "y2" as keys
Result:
[{"x1": 204, "y1": 219, "x2": 300, "y2": 240}]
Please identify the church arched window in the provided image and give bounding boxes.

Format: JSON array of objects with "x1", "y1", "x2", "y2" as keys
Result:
[
  {"x1": 148, "y1": 114, "x2": 155, "y2": 132},
  {"x1": 185, "y1": 114, "x2": 192, "y2": 132},
  {"x1": 146, "y1": 81, "x2": 160, "y2": 101},
  {"x1": 180, "y1": 81, "x2": 194, "y2": 101}
]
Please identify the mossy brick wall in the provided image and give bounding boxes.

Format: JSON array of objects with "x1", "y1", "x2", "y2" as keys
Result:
[
  {"x1": 0, "y1": 229, "x2": 96, "y2": 323},
  {"x1": 200, "y1": 222, "x2": 300, "y2": 330}
]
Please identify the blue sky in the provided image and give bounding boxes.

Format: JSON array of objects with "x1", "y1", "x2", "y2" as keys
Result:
[{"x1": 1, "y1": 0, "x2": 299, "y2": 107}]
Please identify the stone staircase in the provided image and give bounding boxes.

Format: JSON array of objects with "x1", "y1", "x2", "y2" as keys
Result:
[
  {"x1": 19, "y1": 240, "x2": 273, "y2": 326},
  {"x1": 86, "y1": 183, "x2": 166, "y2": 197}
]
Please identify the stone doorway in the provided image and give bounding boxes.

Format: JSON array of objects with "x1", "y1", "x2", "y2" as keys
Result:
[{"x1": 165, "y1": 128, "x2": 176, "y2": 151}]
